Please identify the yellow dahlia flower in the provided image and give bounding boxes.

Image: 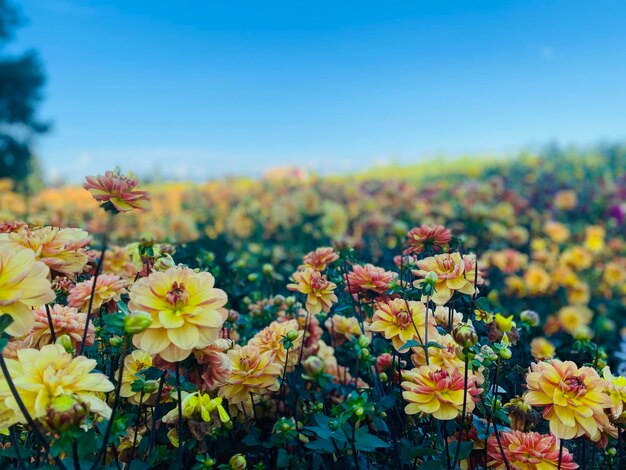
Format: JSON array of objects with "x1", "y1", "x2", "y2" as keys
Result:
[
  {"x1": 412, "y1": 252, "x2": 483, "y2": 305},
  {"x1": 524, "y1": 360, "x2": 614, "y2": 441},
  {"x1": 248, "y1": 319, "x2": 303, "y2": 372},
  {"x1": 411, "y1": 333, "x2": 463, "y2": 369},
  {"x1": 0, "y1": 226, "x2": 90, "y2": 277},
  {"x1": 119, "y1": 349, "x2": 155, "y2": 404},
  {"x1": 287, "y1": 268, "x2": 337, "y2": 314},
  {"x1": 218, "y1": 344, "x2": 281, "y2": 405},
  {"x1": 370, "y1": 299, "x2": 438, "y2": 351},
  {"x1": 529, "y1": 337, "x2": 555, "y2": 362},
  {"x1": 557, "y1": 305, "x2": 592, "y2": 335},
  {"x1": 0, "y1": 344, "x2": 113, "y2": 428},
  {"x1": 602, "y1": 366, "x2": 626, "y2": 422},
  {"x1": 162, "y1": 391, "x2": 230, "y2": 425},
  {"x1": 0, "y1": 246, "x2": 55, "y2": 337},
  {"x1": 129, "y1": 267, "x2": 228, "y2": 362},
  {"x1": 401, "y1": 364, "x2": 481, "y2": 420}
]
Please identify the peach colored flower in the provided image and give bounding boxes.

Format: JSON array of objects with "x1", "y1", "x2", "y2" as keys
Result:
[
  {"x1": 370, "y1": 299, "x2": 438, "y2": 351},
  {"x1": 26, "y1": 305, "x2": 94, "y2": 348},
  {"x1": 68, "y1": 273, "x2": 127, "y2": 312},
  {"x1": 287, "y1": 268, "x2": 337, "y2": 314},
  {"x1": 129, "y1": 267, "x2": 228, "y2": 362},
  {"x1": 344, "y1": 263, "x2": 394, "y2": 296},
  {"x1": 83, "y1": 170, "x2": 151, "y2": 212},
  {"x1": 405, "y1": 224, "x2": 451, "y2": 255},
  {"x1": 0, "y1": 226, "x2": 90, "y2": 278},
  {"x1": 301, "y1": 247, "x2": 339, "y2": 271},
  {"x1": 101, "y1": 245, "x2": 141, "y2": 279},
  {"x1": 119, "y1": 350, "x2": 155, "y2": 405},
  {"x1": 218, "y1": 344, "x2": 281, "y2": 405},
  {"x1": 487, "y1": 430, "x2": 577, "y2": 470},
  {"x1": 249, "y1": 319, "x2": 302, "y2": 372},
  {"x1": 401, "y1": 364, "x2": 481, "y2": 420},
  {"x1": 602, "y1": 366, "x2": 626, "y2": 422},
  {"x1": 524, "y1": 360, "x2": 614, "y2": 441},
  {"x1": 195, "y1": 339, "x2": 233, "y2": 392},
  {"x1": 412, "y1": 252, "x2": 483, "y2": 305},
  {"x1": 325, "y1": 314, "x2": 362, "y2": 347},
  {"x1": 411, "y1": 333, "x2": 463, "y2": 369},
  {"x1": 0, "y1": 246, "x2": 55, "y2": 337}
]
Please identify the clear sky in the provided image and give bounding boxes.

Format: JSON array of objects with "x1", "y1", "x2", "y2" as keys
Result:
[{"x1": 12, "y1": 0, "x2": 626, "y2": 181}]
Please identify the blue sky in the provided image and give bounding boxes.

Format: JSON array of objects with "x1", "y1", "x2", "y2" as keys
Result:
[{"x1": 13, "y1": 0, "x2": 626, "y2": 181}]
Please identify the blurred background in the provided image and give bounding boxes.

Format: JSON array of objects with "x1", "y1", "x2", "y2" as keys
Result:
[{"x1": 1, "y1": 0, "x2": 626, "y2": 188}]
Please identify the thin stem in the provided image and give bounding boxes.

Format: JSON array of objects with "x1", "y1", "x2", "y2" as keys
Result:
[
  {"x1": 279, "y1": 346, "x2": 290, "y2": 399},
  {"x1": 90, "y1": 336, "x2": 128, "y2": 470},
  {"x1": 0, "y1": 355, "x2": 67, "y2": 470},
  {"x1": 148, "y1": 371, "x2": 167, "y2": 455},
  {"x1": 127, "y1": 390, "x2": 144, "y2": 469},
  {"x1": 72, "y1": 439, "x2": 81, "y2": 470},
  {"x1": 45, "y1": 304, "x2": 56, "y2": 343},
  {"x1": 557, "y1": 438, "x2": 564, "y2": 469},
  {"x1": 176, "y1": 361, "x2": 184, "y2": 469},
  {"x1": 450, "y1": 351, "x2": 470, "y2": 469},
  {"x1": 79, "y1": 239, "x2": 108, "y2": 355},
  {"x1": 9, "y1": 425, "x2": 24, "y2": 469}
]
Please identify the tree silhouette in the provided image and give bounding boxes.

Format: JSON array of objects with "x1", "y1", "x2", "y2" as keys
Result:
[{"x1": 0, "y1": 0, "x2": 48, "y2": 190}]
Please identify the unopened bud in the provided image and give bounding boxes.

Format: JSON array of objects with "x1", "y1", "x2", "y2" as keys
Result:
[
  {"x1": 109, "y1": 336, "x2": 123, "y2": 347},
  {"x1": 247, "y1": 273, "x2": 258, "y2": 282},
  {"x1": 44, "y1": 395, "x2": 90, "y2": 432},
  {"x1": 124, "y1": 311, "x2": 153, "y2": 334},
  {"x1": 452, "y1": 322, "x2": 478, "y2": 349},
  {"x1": 358, "y1": 335, "x2": 371, "y2": 348},
  {"x1": 229, "y1": 453, "x2": 247, "y2": 470},
  {"x1": 520, "y1": 310, "x2": 539, "y2": 327},
  {"x1": 153, "y1": 253, "x2": 176, "y2": 272},
  {"x1": 262, "y1": 263, "x2": 274, "y2": 275},
  {"x1": 55, "y1": 334, "x2": 74, "y2": 353},
  {"x1": 286, "y1": 330, "x2": 300, "y2": 342},
  {"x1": 499, "y1": 347, "x2": 512, "y2": 360},
  {"x1": 143, "y1": 380, "x2": 159, "y2": 394},
  {"x1": 303, "y1": 356, "x2": 325, "y2": 377},
  {"x1": 424, "y1": 271, "x2": 438, "y2": 285}
]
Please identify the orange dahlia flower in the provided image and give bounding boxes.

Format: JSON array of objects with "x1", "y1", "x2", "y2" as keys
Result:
[
  {"x1": 287, "y1": 268, "x2": 337, "y2": 314},
  {"x1": 487, "y1": 430, "x2": 577, "y2": 469},
  {"x1": 524, "y1": 360, "x2": 614, "y2": 441},
  {"x1": 83, "y1": 170, "x2": 151, "y2": 212},
  {"x1": 412, "y1": 252, "x2": 484, "y2": 305},
  {"x1": 249, "y1": 319, "x2": 303, "y2": 372},
  {"x1": 129, "y1": 267, "x2": 228, "y2": 362},
  {"x1": 370, "y1": 299, "x2": 438, "y2": 351},
  {"x1": 401, "y1": 364, "x2": 481, "y2": 420},
  {"x1": 0, "y1": 246, "x2": 55, "y2": 337}
]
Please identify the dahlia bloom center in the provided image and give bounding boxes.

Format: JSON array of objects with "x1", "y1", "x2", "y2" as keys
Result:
[{"x1": 166, "y1": 282, "x2": 190, "y2": 308}]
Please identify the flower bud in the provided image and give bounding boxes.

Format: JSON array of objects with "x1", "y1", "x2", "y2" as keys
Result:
[
  {"x1": 227, "y1": 309, "x2": 240, "y2": 323},
  {"x1": 520, "y1": 310, "x2": 539, "y2": 327},
  {"x1": 286, "y1": 330, "x2": 300, "y2": 342},
  {"x1": 153, "y1": 253, "x2": 176, "y2": 272},
  {"x1": 44, "y1": 394, "x2": 90, "y2": 432},
  {"x1": 229, "y1": 453, "x2": 247, "y2": 470},
  {"x1": 495, "y1": 313, "x2": 515, "y2": 333},
  {"x1": 124, "y1": 311, "x2": 153, "y2": 334},
  {"x1": 303, "y1": 356, "x2": 325, "y2": 377},
  {"x1": 285, "y1": 296, "x2": 296, "y2": 307},
  {"x1": 424, "y1": 271, "x2": 438, "y2": 285},
  {"x1": 247, "y1": 273, "x2": 258, "y2": 282},
  {"x1": 358, "y1": 335, "x2": 371, "y2": 348},
  {"x1": 262, "y1": 263, "x2": 274, "y2": 275},
  {"x1": 452, "y1": 322, "x2": 478, "y2": 349},
  {"x1": 499, "y1": 347, "x2": 512, "y2": 360},
  {"x1": 55, "y1": 334, "x2": 74, "y2": 353},
  {"x1": 109, "y1": 336, "x2": 123, "y2": 347},
  {"x1": 143, "y1": 380, "x2": 159, "y2": 394},
  {"x1": 379, "y1": 372, "x2": 388, "y2": 382}
]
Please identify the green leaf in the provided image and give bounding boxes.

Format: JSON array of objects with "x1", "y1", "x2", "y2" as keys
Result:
[
  {"x1": 354, "y1": 427, "x2": 390, "y2": 452},
  {"x1": 419, "y1": 459, "x2": 446, "y2": 469},
  {"x1": 398, "y1": 339, "x2": 422, "y2": 351},
  {"x1": 448, "y1": 441, "x2": 474, "y2": 461},
  {"x1": 305, "y1": 438, "x2": 339, "y2": 453},
  {"x1": 0, "y1": 314, "x2": 13, "y2": 335}
]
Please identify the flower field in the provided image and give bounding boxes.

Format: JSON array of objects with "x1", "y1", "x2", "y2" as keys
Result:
[{"x1": 0, "y1": 147, "x2": 625, "y2": 469}]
